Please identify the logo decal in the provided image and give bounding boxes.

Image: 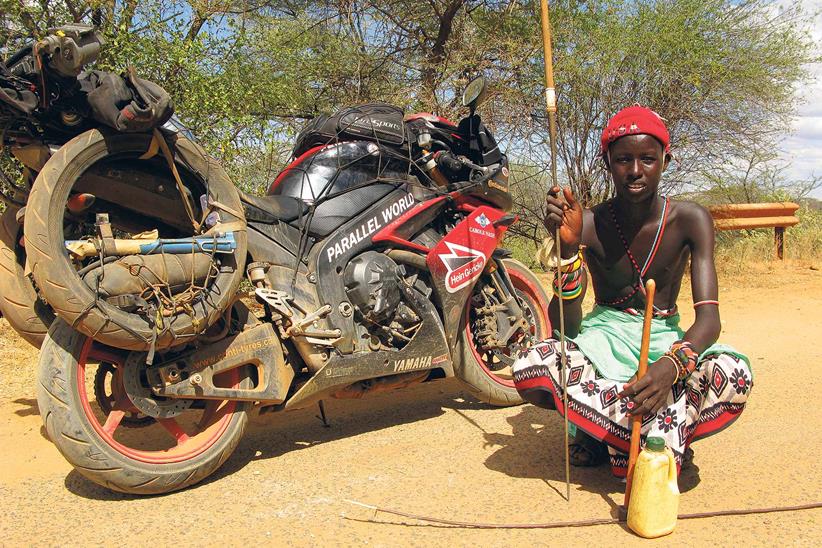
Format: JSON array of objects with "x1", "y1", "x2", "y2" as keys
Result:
[
  {"x1": 476, "y1": 213, "x2": 491, "y2": 228},
  {"x1": 325, "y1": 192, "x2": 415, "y2": 263},
  {"x1": 438, "y1": 241, "x2": 486, "y2": 293},
  {"x1": 393, "y1": 355, "x2": 433, "y2": 372}
]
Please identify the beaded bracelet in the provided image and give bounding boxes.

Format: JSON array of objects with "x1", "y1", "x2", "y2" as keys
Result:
[
  {"x1": 551, "y1": 271, "x2": 584, "y2": 300},
  {"x1": 551, "y1": 269, "x2": 581, "y2": 291},
  {"x1": 560, "y1": 254, "x2": 583, "y2": 273},
  {"x1": 657, "y1": 354, "x2": 681, "y2": 385},
  {"x1": 667, "y1": 340, "x2": 699, "y2": 381},
  {"x1": 554, "y1": 283, "x2": 583, "y2": 300}
]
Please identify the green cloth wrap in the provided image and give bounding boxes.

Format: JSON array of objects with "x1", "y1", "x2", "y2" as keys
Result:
[{"x1": 560, "y1": 305, "x2": 750, "y2": 382}]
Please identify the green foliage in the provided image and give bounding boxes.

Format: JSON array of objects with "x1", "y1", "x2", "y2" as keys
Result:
[{"x1": 1, "y1": 0, "x2": 816, "y2": 214}]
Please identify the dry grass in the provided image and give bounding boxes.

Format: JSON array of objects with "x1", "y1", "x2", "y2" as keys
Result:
[{"x1": 714, "y1": 208, "x2": 822, "y2": 277}]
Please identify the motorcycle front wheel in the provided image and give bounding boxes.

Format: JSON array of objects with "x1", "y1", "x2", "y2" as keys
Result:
[
  {"x1": 37, "y1": 319, "x2": 251, "y2": 495},
  {"x1": 457, "y1": 258, "x2": 551, "y2": 406}
]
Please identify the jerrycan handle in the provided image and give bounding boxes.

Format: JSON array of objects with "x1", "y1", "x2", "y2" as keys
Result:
[{"x1": 666, "y1": 449, "x2": 677, "y2": 483}]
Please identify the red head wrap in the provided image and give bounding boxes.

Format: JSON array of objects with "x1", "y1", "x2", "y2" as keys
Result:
[{"x1": 600, "y1": 105, "x2": 670, "y2": 155}]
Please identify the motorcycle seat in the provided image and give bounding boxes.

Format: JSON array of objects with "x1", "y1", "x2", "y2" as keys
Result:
[{"x1": 240, "y1": 193, "x2": 309, "y2": 224}]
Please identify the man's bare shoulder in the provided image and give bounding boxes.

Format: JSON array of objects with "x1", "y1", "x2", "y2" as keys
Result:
[
  {"x1": 670, "y1": 199, "x2": 715, "y2": 245},
  {"x1": 670, "y1": 199, "x2": 713, "y2": 225}
]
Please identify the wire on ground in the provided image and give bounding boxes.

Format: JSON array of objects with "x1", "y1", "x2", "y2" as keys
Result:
[{"x1": 343, "y1": 499, "x2": 822, "y2": 530}]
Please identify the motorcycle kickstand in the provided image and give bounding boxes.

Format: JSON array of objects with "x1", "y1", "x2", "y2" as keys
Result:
[{"x1": 316, "y1": 400, "x2": 330, "y2": 428}]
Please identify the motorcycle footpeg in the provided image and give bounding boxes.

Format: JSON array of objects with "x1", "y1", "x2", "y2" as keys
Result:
[{"x1": 255, "y1": 287, "x2": 294, "y2": 319}]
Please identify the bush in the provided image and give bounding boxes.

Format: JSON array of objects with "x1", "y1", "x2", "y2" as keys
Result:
[{"x1": 714, "y1": 207, "x2": 822, "y2": 272}]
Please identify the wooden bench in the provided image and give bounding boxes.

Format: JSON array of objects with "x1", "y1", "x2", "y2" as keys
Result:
[{"x1": 708, "y1": 202, "x2": 800, "y2": 260}]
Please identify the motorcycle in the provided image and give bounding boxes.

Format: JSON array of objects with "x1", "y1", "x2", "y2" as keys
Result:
[{"x1": 25, "y1": 65, "x2": 551, "y2": 493}]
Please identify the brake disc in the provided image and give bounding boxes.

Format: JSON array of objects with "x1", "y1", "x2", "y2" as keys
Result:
[
  {"x1": 122, "y1": 352, "x2": 193, "y2": 419},
  {"x1": 93, "y1": 362, "x2": 154, "y2": 428},
  {"x1": 479, "y1": 288, "x2": 538, "y2": 370}
]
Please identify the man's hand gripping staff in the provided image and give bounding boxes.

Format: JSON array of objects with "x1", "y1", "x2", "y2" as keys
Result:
[{"x1": 544, "y1": 186, "x2": 583, "y2": 256}]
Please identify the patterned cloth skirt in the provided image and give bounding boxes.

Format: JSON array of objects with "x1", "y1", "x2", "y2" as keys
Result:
[{"x1": 512, "y1": 339, "x2": 752, "y2": 476}]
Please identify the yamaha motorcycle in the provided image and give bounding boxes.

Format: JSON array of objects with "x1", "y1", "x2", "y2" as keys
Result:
[{"x1": 25, "y1": 69, "x2": 552, "y2": 493}]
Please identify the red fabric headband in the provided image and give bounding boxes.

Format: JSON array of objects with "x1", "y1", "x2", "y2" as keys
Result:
[{"x1": 601, "y1": 105, "x2": 670, "y2": 155}]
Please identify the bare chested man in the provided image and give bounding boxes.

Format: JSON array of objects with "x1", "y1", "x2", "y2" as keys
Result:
[{"x1": 512, "y1": 106, "x2": 752, "y2": 476}]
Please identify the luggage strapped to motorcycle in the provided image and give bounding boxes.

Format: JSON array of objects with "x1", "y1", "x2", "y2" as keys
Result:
[{"x1": 291, "y1": 102, "x2": 407, "y2": 158}]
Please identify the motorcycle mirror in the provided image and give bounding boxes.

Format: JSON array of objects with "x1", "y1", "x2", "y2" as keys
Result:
[{"x1": 461, "y1": 75, "x2": 488, "y2": 112}]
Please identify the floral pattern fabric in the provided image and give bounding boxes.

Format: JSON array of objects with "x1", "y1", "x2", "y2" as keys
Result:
[{"x1": 512, "y1": 339, "x2": 752, "y2": 477}]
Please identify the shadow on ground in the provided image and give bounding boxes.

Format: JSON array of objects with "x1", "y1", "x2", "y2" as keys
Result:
[
  {"x1": 481, "y1": 404, "x2": 702, "y2": 519},
  {"x1": 214, "y1": 380, "x2": 492, "y2": 481},
  {"x1": 13, "y1": 397, "x2": 39, "y2": 417},
  {"x1": 62, "y1": 379, "x2": 493, "y2": 500},
  {"x1": 56, "y1": 378, "x2": 701, "y2": 502}
]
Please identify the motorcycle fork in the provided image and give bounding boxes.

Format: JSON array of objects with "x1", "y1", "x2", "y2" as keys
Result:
[{"x1": 482, "y1": 259, "x2": 529, "y2": 347}]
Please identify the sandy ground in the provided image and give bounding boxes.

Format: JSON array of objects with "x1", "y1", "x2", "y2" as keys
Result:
[{"x1": 1, "y1": 262, "x2": 821, "y2": 547}]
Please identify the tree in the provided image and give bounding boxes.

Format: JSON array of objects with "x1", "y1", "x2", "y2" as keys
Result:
[
  {"x1": 695, "y1": 147, "x2": 822, "y2": 205},
  {"x1": 2, "y1": 0, "x2": 816, "y2": 222}
]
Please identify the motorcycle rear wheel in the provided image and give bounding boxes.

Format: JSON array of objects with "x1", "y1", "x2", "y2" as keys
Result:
[
  {"x1": 38, "y1": 319, "x2": 251, "y2": 495},
  {"x1": 457, "y1": 258, "x2": 551, "y2": 406},
  {"x1": 0, "y1": 207, "x2": 53, "y2": 347}
]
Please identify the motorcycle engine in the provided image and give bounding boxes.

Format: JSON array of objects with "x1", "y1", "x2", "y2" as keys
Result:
[{"x1": 344, "y1": 251, "x2": 421, "y2": 349}]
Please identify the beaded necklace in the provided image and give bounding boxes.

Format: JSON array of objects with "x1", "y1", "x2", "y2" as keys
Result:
[{"x1": 596, "y1": 196, "x2": 670, "y2": 310}]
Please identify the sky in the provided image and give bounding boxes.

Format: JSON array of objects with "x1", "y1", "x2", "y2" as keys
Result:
[{"x1": 779, "y1": 0, "x2": 822, "y2": 197}]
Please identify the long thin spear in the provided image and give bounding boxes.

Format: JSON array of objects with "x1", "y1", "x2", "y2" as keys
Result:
[{"x1": 538, "y1": 0, "x2": 570, "y2": 502}]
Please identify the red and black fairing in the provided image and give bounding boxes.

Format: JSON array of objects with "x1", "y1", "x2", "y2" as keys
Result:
[
  {"x1": 238, "y1": 98, "x2": 522, "y2": 407},
  {"x1": 275, "y1": 185, "x2": 455, "y2": 408},
  {"x1": 423, "y1": 203, "x2": 512, "y2": 349}
]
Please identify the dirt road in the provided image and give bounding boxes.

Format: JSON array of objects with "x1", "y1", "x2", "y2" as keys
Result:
[{"x1": 1, "y1": 263, "x2": 821, "y2": 546}]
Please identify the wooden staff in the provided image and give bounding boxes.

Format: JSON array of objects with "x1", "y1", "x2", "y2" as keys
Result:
[
  {"x1": 538, "y1": 0, "x2": 570, "y2": 502},
  {"x1": 624, "y1": 278, "x2": 656, "y2": 509}
]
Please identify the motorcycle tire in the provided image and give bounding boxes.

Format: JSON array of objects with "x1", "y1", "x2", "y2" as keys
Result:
[
  {"x1": 0, "y1": 207, "x2": 53, "y2": 347},
  {"x1": 24, "y1": 129, "x2": 247, "y2": 351},
  {"x1": 457, "y1": 258, "x2": 552, "y2": 406},
  {"x1": 38, "y1": 319, "x2": 251, "y2": 495}
]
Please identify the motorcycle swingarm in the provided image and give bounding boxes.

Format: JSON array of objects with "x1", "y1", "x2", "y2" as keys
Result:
[{"x1": 147, "y1": 323, "x2": 294, "y2": 404}]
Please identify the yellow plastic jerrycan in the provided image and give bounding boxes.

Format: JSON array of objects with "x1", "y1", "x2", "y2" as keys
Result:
[{"x1": 627, "y1": 436, "x2": 680, "y2": 538}]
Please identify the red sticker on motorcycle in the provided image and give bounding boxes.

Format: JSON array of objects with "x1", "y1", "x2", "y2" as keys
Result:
[{"x1": 439, "y1": 242, "x2": 487, "y2": 293}]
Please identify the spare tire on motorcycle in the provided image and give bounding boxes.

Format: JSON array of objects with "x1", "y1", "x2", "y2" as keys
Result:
[
  {"x1": 23, "y1": 128, "x2": 247, "y2": 352},
  {"x1": 0, "y1": 206, "x2": 53, "y2": 347}
]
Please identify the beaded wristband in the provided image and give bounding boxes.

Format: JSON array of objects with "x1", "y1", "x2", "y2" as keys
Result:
[
  {"x1": 555, "y1": 283, "x2": 583, "y2": 300},
  {"x1": 560, "y1": 254, "x2": 583, "y2": 273},
  {"x1": 663, "y1": 351, "x2": 688, "y2": 381},
  {"x1": 551, "y1": 265, "x2": 584, "y2": 300},
  {"x1": 668, "y1": 340, "x2": 699, "y2": 381},
  {"x1": 552, "y1": 269, "x2": 581, "y2": 291},
  {"x1": 657, "y1": 354, "x2": 681, "y2": 385}
]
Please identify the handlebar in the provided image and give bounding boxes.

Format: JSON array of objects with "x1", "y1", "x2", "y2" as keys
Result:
[
  {"x1": 422, "y1": 150, "x2": 503, "y2": 192},
  {"x1": 447, "y1": 164, "x2": 503, "y2": 192}
]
